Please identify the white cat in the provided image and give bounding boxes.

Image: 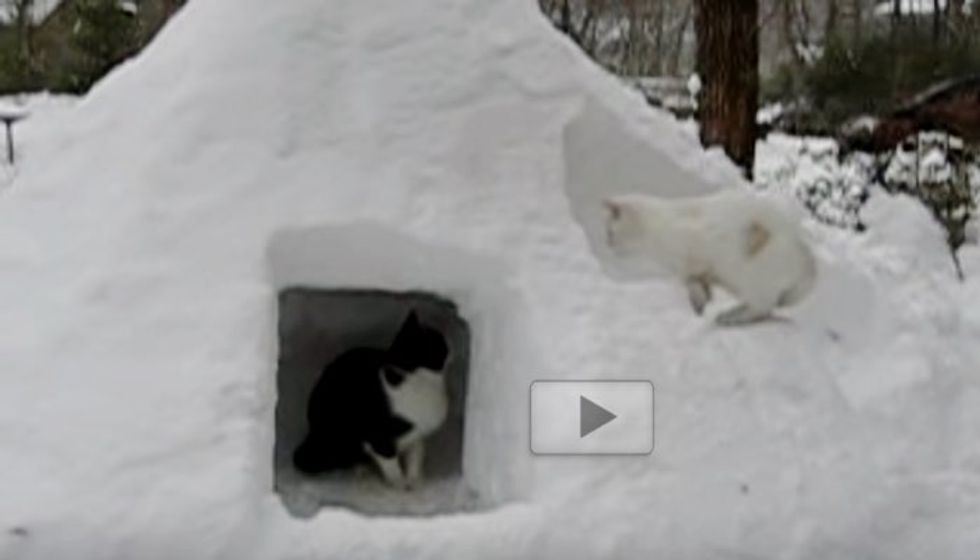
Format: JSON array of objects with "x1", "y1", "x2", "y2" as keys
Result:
[{"x1": 602, "y1": 190, "x2": 817, "y2": 325}]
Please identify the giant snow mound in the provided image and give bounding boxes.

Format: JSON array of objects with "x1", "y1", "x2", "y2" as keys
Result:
[{"x1": 2, "y1": 0, "x2": 980, "y2": 559}]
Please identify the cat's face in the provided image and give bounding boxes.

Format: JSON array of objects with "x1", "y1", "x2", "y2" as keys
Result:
[
  {"x1": 386, "y1": 311, "x2": 450, "y2": 374},
  {"x1": 603, "y1": 197, "x2": 647, "y2": 257}
]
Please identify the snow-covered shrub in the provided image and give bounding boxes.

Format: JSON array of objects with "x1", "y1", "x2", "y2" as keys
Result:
[
  {"x1": 758, "y1": 131, "x2": 980, "y2": 255},
  {"x1": 72, "y1": 0, "x2": 141, "y2": 91},
  {"x1": 880, "y1": 131, "x2": 979, "y2": 249},
  {"x1": 624, "y1": 76, "x2": 697, "y2": 119},
  {"x1": 756, "y1": 134, "x2": 872, "y2": 231}
]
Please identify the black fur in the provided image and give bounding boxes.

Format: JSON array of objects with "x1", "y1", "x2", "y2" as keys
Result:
[{"x1": 293, "y1": 310, "x2": 449, "y2": 475}]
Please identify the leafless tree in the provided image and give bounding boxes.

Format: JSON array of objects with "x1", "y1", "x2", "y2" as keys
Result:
[
  {"x1": 4, "y1": 0, "x2": 36, "y2": 63},
  {"x1": 825, "y1": 0, "x2": 839, "y2": 38},
  {"x1": 539, "y1": 0, "x2": 697, "y2": 77},
  {"x1": 846, "y1": 0, "x2": 864, "y2": 45},
  {"x1": 948, "y1": 0, "x2": 967, "y2": 39},
  {"x1": 666, "y1": 3, "x2": 692, "y2": 75}
]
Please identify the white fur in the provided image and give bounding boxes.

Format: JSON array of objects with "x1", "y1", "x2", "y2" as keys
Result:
[
  {"x1": 603, "y1": 190, "x2": 817, "y2": 325},
  {"x1": 385, "y1": 368, "x2": 449, "y2": 448},
  {"x1": 377, "y1": 368, "x2": 448, "y2": 489},
  {"x1": 364, "y1": 448, "x2": 408, "y2": 490}
]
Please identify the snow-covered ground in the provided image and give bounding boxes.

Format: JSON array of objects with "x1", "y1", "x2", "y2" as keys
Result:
[{"x1": 1, "y1": 1, "x2": 980, "y2": 559}]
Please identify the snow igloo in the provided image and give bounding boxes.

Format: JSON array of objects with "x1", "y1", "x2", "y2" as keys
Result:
[{"x1": 0, "y1": 0, "x2": 740, "y2": 541}]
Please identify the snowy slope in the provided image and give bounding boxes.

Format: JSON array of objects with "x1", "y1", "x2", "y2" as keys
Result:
[{"x1": 1, "y1": 1, "x2": 980, "y2": 559}]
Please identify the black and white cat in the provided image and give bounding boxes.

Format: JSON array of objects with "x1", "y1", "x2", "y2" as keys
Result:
[{"x1": 293, "y1": 311, "x2": 450, "y2": 490}]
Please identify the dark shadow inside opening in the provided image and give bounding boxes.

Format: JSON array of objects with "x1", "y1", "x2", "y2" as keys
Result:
[{"x1": 274, "y1": 288, "x2": 473, "y2": 517}]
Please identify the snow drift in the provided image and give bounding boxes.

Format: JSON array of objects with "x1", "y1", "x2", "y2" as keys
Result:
[{"x1": 1, "y1": 0, "x2": 980, "y2": 559}]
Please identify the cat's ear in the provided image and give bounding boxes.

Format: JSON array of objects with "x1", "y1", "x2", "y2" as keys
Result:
[
  {"x1": 603, "y1": 198, "x2": 622, "y2": 220},
  {"x1": 382, "y1": 366, "x2": 406, "y2": 387},
  {"x1": 405, "y1": 310, "x2": 421, "y2": 329},
  {"x1": 396, "y1": 310, "x2": 422, "y2": 338}
]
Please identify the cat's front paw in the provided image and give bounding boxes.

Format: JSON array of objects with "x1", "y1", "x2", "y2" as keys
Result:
[
  {"x1": 404, "y1": 473, "x2": 424, "y2": 491},
  {"x1": 387, "y1": 477, "x2": 412, "y2": 492},
  {"x1": 685, "y1": 277, "x2": 711, "y2": 316},
  {"x1": 714, "y1": 303, "x2": 771, "y2": 326}
]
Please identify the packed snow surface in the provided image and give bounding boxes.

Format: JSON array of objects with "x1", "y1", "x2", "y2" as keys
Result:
[{"x1": 1, "y1": 1, "x2": 980, "y2": 559}]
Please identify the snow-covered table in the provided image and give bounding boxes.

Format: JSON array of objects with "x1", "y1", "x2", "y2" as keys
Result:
[{"x1": 0, "y1": 106, "x2": 28, "y2": 164}]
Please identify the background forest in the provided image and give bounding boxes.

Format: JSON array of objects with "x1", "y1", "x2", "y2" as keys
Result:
[{"x1": 540, "y1": 0, "x2": 979, "y2": 274}]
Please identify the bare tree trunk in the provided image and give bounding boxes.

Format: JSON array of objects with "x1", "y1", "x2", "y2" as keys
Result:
[
  {"x1": 797, "y1": 0, "x2": 814, "y2": 41},
  {"x1": 826, "y1": 0, "x2": 840, "y2": 40},
  {"x1": 933, "y1": 0, "x2": 943, "y2": 45},
  {"x1": 14, "y1": 0, "x2": 35, "y2": 62},
  {"x1": 949, "y1": 0, "x2": 966, "y2": 39},
  {"x1": 578, "y1": 0, "x2": 600, "y2": 57},
  {"x1": 621, "y1": 0, "x2": 658, "y2": 76},
  {"x1": 582, "y1": 9, "x2": 599, "y2": 54},
  {"x1": 853, "y1": 0, "x2": 864, "y2": 44},
  {"x1": 624, "y1": 0, "x2": 640, "y2": 74},
  {"x1": 779, "y1": 0, "x2": 807, "y2": 68},
  {"x1": 667, "y1": 3, "x2": 692, "y2": 76},
  {"x1": 891, "y1": 0, "x2": 902, "y2": 39},
  {"x1": 559, "y1": 0, "x2": 572, "y2": 36},
  {"x1": 653, "y1": 1, "x2": 666, "y2": 75},
  {"x1": 974, "y1": 2, "x2": 980, "y2": 38},
  {"x1": 837, "y1": 0, "x2": 863, "y2": 47},
  {"x1": 694, "y1": 0, "x2": 759, "y2": 178},
  {"x1": 9, "y1": 0, "x2": 37, "y2": 85}
]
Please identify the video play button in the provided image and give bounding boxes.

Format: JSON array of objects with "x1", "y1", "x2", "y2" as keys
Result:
[
  {"x1": 580, "y1": 396, "x2": 616, "y2": 437},
  {"x1": 530, "y1": 380, "x2": 654, "y2": 455}
]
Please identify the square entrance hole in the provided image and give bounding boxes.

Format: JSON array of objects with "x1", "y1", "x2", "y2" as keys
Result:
[{"x1": 274, "y1": 288, "x2": 476, "y2": 517}]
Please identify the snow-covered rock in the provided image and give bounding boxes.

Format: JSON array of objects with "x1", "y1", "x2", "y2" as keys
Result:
[{"x1": 1, "y1": 1, "x2": 979, "y2": 559}]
